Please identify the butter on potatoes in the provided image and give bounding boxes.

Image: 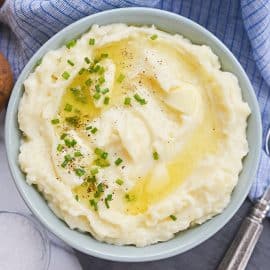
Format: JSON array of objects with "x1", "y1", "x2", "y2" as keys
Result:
[{"x1": 18, "y1": 24, "x2": 250, "y2": 247}]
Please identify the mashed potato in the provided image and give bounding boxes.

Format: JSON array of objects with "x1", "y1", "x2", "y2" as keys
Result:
[{"x1": 18, "y1": 24, "x2": 250, "y2": 246}]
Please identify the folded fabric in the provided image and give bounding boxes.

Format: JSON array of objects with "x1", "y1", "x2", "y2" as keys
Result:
[{"x1": 0, "y1": 0, "x2": 269, "y2": 201}]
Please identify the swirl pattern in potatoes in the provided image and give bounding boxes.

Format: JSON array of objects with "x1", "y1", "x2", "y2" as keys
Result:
[{"x1": 18, "y1": 24, "x2": 250, "y2": 246}]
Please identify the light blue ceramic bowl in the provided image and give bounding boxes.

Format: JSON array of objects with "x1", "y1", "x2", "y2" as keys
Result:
[{"x1": 5, "y1": 7, "x2": 262, "y2": 262}]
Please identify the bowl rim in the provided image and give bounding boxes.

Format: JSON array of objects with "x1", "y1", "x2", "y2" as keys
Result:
[{"x1": 5, "y1": 7, "x2": 262, "y2": 262}]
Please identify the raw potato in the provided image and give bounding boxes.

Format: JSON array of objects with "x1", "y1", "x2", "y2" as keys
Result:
[{"x1": 0, "y1": 52, "x2": 13, "y2": 111}]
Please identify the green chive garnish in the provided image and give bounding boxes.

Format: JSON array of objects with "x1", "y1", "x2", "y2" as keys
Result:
[
  {"x1": 134, "y1": 93, "x2": 147, "y2": 105},
  {"x1": 74, "y1": 151, "x2": 83, "y2": 157},
  {"x1": 89, "y1": 38, "x2": 95, "y2": 45},
  {"x1": 75, "y1": 168, "x2": 86, "y2": 177},
  {"x1": 101, "y1": 53, "x2": 108, "y2": 58},
  {"x1": 105, "y1": 194, "x2": 113, "y2": 209},
  {"x1": 78, "y1": 68, "x2": 85, "y2": 75},
  {"x1": 124, "y1": 97, "x2": 131, "y2": 105},
  {"x1": 57, "y1": 144, "x2": 64, "y2": 152},
  {"x1": 85, "y1": 78, "x2": 92, "y2": 86},
  {"x1": 75, "y1": 195, "x2": 79, "y2": 201},
  {"x1": 91, "y1": 167, "x2": 99, "y2": 175},
  {"x1": 150, "y1": 34, "x2": 158, "y2": 40},
  {"x1": 65, "y1": 116, "x2": 79, "y2": 126},
  {"x1": 66, "y1": 39, "x2": 77, "y2": 49},
  {"x1": 67, "y1": 59, "x2": 74, "y2": 66},
  {"x1": 94, "y1": 148, "x2": 103, "y2": 155},
  {"x1": 114, "y1": 157, "x2": 123, "y2": 166},
  {"x1": 98, "y1": 66, "x2": 105, "y2": 75},
  {"x1": 91, "y1": 127, "x2": 98, "y2": 134},
  {"x1": 64, "y1": 138, "x2": 77, "y2": 148},
  {"x1": 60, "y1": 133, "x2": 67, "y2": 140},
  {"x1": 51, "y1": 118, "x2": 59, "y2": 125},
  {"x1": 93, "y1": 92, "x2": 101, "y2": 100},
  {"x1": 101, "y1": 151, "x2": 108, "y2": 159},
  {"x1": 117, "y1": 73, "x2": 125, "y2": 83},
  {"x1": 64, "y1": 103, "x2": 72, "y2": 112},
  {"x1": 153, "y1": 151, "x2": 159, "y2": 160},
  {"x1": 98, "y1": 76, "x2": 105, "y2": 84},
  {"x1": 116, "y1": 179, "x2": 124, "y2": 185},
  {"x1": 94, "y1": 158, "x2": 110, "y2": 167},
  {"x1": 95, "y1": 84, "x2": 101, "y2": 92},
  {"x1": 84, "y1": 57, "x2": 90, "y2": 64},
  {"x1": 170, "y1": 215, "x2": 177, "y2": 221},
  {"x1": 101, "y1": 88, "x2": 109, "y2": 94},
  {"x1": 89, "y1": 199, "x2": 98, "y2": 211},
  {"x1": 86, "y1": 126, "x2": 92, "y2": 130},
  {"x1": 62, "y1": 71, "x2": 70, "y2": 80},
  {"x1": 104, "y1": 96, "x2": 110, "y2": 105}
]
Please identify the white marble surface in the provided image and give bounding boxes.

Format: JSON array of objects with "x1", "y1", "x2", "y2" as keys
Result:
[{"x1": 0, "y1": 111, "x2": 82, "y2": 270}]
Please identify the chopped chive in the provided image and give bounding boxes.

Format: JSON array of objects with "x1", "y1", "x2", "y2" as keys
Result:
[
  {"x1": 91, "y1": 167, "x2": 99, "y2": 175},
  {"x1": 75, "y1": 195, "x2": 79, "y2": 201},
  {"x1": 66, "y1": 39, "x2": 77, "y2": 49},
  {"x1": 93, "y1": 92, "x2": 101, "y2": 100},
  {"x1": 124, "y1": 97, "x2": 131, "y2": 105},
  {"x1": 78, "y1": 68, "x2": 85, "y2": 75},
  {"x1": 101, "y1": 151, "x2": 108, "y2": 159},
  {"x1": 89, "y1": 199, "x2": 98, "y2": 211},
  {"x1": 64, "y1": 103, "x2": 73, "y2": 112},
  {"x1": 98, "y1": 76, "x2": 105, "y2": 85},
  {"x1": 84, "y1": 57, "x2": 90, "y2": 64},
  {"x1": 105, "y1": 194, "x2": 113, "y2": 209},
  {"x1": 61, "y1": 160, "x2": 68, "y2": 168},
  {"x1": 85, "y1": 78, "x2": 92, "y2": 86},
  {"x1": 57, "y1": 144, "x2": 64, "y2": 152},
  {"x1": 64, "y1": 154, "x2": 73, "y2": 162},
  {"x1": 114, "y1": 157, "x2": 123, "y2": 166},
  {"x1": 117, "y1": 73, "x2": 125, "y2": 83},
  {"x1": 95, "y1": 85, "x2": 101, "y2": 92},
  {"x1": 64, "y1": 138, "x2": 77, "y2": 148},
  {"x1": 125, "y1": 193, "x2": 135, "y2": 202},
  {"x1": 153, "y1": 151, "x2": 159, "y2": 160},
  {"x1": 67, "y1": 59, "x2": 75, "y2": 66},
  {"x1": 65, "y1": 116, "x2": 79, "y2": 126},
  {"x1": 86, "y1": 125, "x2": 92, "y2": 130},
  {"x1": 150, "y1": 34, "x2": 158, "y2": 40},
  {"x1": 74, "y1": 151, "x2": 83, "y2": 157},
  {"x1": 134, "y1": 93, "x2": 147, "y2": 105},
  {"x1": 104, "y1": 96, "x2": 110, "y2": 105},
  {"x1": 116, "y1": 179, "x2": 124, "y2": 185},
  {"x1": 60, "y1": 133, "x2": 67, "y2": 140},
  {"x1": 86, "y1": 175, "x2": 96, "y2": 183},
  {"x1": 98, "y1": 66, "x2": 105, "y2": 75},
  {"x1": 101, "y1": 88, "x2": 109, "y2": 94},
  {"x1": 75, "y1": 168, "x2": 86, "y2": 177},
  {"x1": 170, "y1": 215, "x2": 177, "y2": 221},
  {"x1": 94, "y1": 148, "x2": 103, "y2": 155},
  {"x1": 93, "y1": 65, "x2": 101, "y2": 72},
  {"x1": 89, "y1": 38, "x2": 95, "y2": 45},
  {"x1": 62, "y1": 71, "x2": 70, "y2": 80},
  {"x1": 51, "y1": 118, "x2": 59, "y2": 125},
  {"x1": 101, "y1": 53, "x2": 108, "y2": 58},
  {"x1": 94, "y1": 158, "x2": 110, "y2": 168},
  {"x1": 91, "y1": 127, "x2": 98, "y2": 134}
]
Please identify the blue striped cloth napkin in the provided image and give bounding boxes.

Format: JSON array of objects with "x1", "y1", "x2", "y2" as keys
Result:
[{"x1": 0, "y1": 0, "x2": 269, "y2": 201}]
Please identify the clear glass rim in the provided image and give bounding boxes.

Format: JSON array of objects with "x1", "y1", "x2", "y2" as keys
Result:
[{"x1": 0, "y1": 211, "x2": 51, "y2": 270}]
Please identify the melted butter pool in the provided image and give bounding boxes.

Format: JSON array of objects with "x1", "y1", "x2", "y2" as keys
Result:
[{"x1": 57, "y1": 36, "x2": 227, "y2": 214}]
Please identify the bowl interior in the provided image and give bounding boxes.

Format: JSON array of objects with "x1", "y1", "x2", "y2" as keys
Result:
[{"x1": 5, "y1": 8, "x2": 262, "y2": 262}]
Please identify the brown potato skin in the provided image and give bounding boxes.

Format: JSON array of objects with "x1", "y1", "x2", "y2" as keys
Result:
[
  {"x1": 0, "y1": 0, "x2": 4, "y2": 7},
  {"x1": 0, "y1": 52, "x2": 13, "y2": 111}
]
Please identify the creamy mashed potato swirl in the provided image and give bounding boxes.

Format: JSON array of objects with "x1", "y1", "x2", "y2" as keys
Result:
[{"x1": 18, "y1": 24, "x2": 250, "y2": 246}]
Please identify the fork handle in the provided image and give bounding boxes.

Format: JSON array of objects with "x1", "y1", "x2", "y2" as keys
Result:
[{"x1": 217, "y1": 216, "x2": 262, "y2": 270}]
